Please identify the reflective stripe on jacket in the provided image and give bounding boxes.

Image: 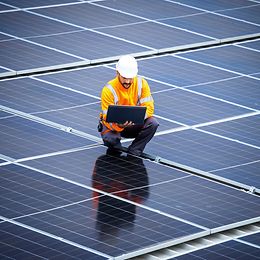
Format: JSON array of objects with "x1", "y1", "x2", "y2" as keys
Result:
[{"x1": 101, "y1": 76, "x2": 154, "y2": 132}]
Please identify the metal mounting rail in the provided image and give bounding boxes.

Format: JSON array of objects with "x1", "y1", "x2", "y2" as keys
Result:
[{"x1": 1, "y1": 33, "x2": 259, "y2": 80}]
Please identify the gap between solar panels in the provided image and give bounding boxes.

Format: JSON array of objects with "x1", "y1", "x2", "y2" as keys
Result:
[{"x1": 1, "y1": 33, "x2": 260, "y2": 80}]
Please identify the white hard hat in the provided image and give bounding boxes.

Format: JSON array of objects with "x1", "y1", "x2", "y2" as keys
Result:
[{"x1": 116, "y1": 55, "x2": 138, "y2": 78}]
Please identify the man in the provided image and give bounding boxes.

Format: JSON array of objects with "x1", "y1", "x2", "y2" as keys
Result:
[{"x1": 99, "y1": 55, "x2": 159, "y2": 156}]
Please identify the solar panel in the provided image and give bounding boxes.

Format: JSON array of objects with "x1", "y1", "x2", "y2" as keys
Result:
[
  {"x1": 0, "y1": 38, "x2": 81, "y2": 71},
  {"x1": 199, "y1": 115, "x2": 260, "y2": 147},
  {"x1": 21, "y1": 146, "x2": 260, "y2": 230},
  {"x1": 218, "y1": 5, "x2": 260, "y2": 25},
  {"x1": 173, "y1": 239, "x2": 260, "y2": 259},
  {"x1": 172, "y1": 0, "x2": 255, "y2": 11},
  {"x1": 239, "y1": 39, "x2": 260, "y2": 51},
  {"x1": 0, "y1": 116, "x2": 95, "y2": 159},
  {"x1": 34, "y1": 2, "x2": 144, "y2": 29},
  {"x1": 0, "y1": 222, "x2": 108, "y2": 260},
  {"x1": 161, "y1": 13, "x2": 260, "y2": 39},
  {"x1": 0, "y1": 0, "x2": 259, "y2": 258},
  {"x1": 187, "y1": 76, "x2": 260, "y2": 110},
  {"x1": 0, "y1": 11, "x2": 77, "y2": 38},
  {"x1": 0, "y1": 77, "x2": 97, "y2": 113},
  {"x1": 178, "y1": 45, "x2": 260, "y2": 75},
  {"x1": 1, "y1": 0, "x2": 80, "y2": 8},
  {"x1": 239, "y1": 232, "x2": 260, "y2": 246}
]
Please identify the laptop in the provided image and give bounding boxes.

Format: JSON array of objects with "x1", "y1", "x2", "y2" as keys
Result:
[{"x1": 106, "y1": 105, "x2": 147, "y2": 124}]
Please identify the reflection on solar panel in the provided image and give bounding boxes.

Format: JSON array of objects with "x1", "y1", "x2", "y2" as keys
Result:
[{"x1": 1, "y1": 0, "x2": 260, "y2": 258}]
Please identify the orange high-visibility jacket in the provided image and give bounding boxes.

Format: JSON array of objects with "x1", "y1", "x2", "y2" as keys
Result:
[{"x1": 101, "y1": 76, "x2": 154, "y2": 132}]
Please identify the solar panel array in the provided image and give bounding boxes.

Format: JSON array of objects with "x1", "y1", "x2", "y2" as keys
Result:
[{"x1": 1, "y1": 0, "x2": 260, "y2": 259}]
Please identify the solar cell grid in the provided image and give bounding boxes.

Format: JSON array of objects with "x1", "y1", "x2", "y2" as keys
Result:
[
  {"x1": 239, "y1": 232, "x2": 260, "y2": 246},
  {"x1": 21, "y1": 146, "x2": 260, "y2": 231},
  {"x1": 0, "y1": 77, "x2": 97, "y2": 113},
  {"x1": 0, "y1": 0, "x2": 81, "y2": 9},
  {"x1": 33, "y1": 2, "x2": 144, "y2": 29},
  {"x1": 239, "y1": 39, "x2": 260, "y2": 51},
  {"x1": 0, "y1": 38, "x2": 81, "y2": 71},
  {"x1": 161, "y1": 12, "x2": 260, "y2": 39},
  {"x1": 187, "y1": 76, "x2": 260, "y2": 110},
  {"x1": 172, "y1": 0, "x2": 256, "y2": 12},
  {"x1": 0, "y1": 0, "x2": 260, "y2": 258},
  {"x1": 199, "y1": 114, "x2": 260, "y2": 147},
  {"x1": 145, "y1": 129, "x2": 260, "y2": 172},
  {"x1": 0, "y1": 116, "x2": 95, "y2": 159},
  {"x1": 178, "y1": 45, "x2": 260, "y2": 75},
  {"x1": 217, "y1": 5, "x2": 260, "y2": 25},
  {"x1": 0, "y1": 164, "x2": 93, "y2": 219},
  {"x1": 174, "y1": 239, "x2": 260, "y2": 260},
  {"x1": 96, "y1": 0, "x2": 201, "y2": 20},
  {"x1": 138, "y1": 55, "x2": 237, "y2": 87},
  {"x1": 0, "y1": 222, "x2": 108, "y2": 260},
  {"x1": 153, "y1": 88, "x2": 250, "y2": 125}
]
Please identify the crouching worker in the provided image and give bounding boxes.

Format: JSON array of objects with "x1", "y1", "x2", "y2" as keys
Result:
[{"x1": 98, "y1": 55, "x2": 159, "y2": 156}]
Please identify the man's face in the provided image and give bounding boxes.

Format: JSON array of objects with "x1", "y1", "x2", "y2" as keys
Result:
[{"x1": 117, "y1": 72, "x2": 133, "y2": 89}]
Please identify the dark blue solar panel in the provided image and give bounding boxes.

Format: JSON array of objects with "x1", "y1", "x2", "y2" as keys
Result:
[
  {"x1": 153, "y1": 88, "x2": 250, "y2": 125},
  {"x1": 200, "y1": 115, "x2": 260, "y2": 147},
  {"x1": 0, "y1": 164, "x2": 93, "y2": 218},
  {"x1": 0, "y1": 3, "x2": 15, "y2": 11},
  {"x1": 0, "y1": 222, "x2": 107, "y2": 260},
  {"x1": 17, "y1": 201, "x2": 203, "y2": 258},
  {"x1": 145, "y1": 129, "x2": 260, "y2": 172},
  {"x1": 0, "y1": 39, "x2": 80, "y2": 71},
  {"x1": 0, "y1": 111, "x2": 12, "y2": 119},
  {"x1": 174, "y1": 239, "x2": 260, "y2": 259},
  {"x1": 0, "y1": 77, "x2": 97, "y2": 113},
  {"x1": 218, "y1": 5, "x2": 260, "y2": 25},
  {"x1": 138, "y1": 55, "x2": 236, "y2": 87},
  {"x1": 188, "y1": 76, "x2": 260, "y2": 110},
  {"x1": 0, "y1": 10, "x2": 77, "y2": 38},
  {"x1": 161, "y1": 13, "x2": 260, "y2": 39},
  {"x1": 24, "y1": 146, "x2": 189, "y2": 189},
  {"x1": 178, "y1": 45, "x2": 260, "y2": 75},
  {"x1": 23, "y1": 146, "x2": 260, "y2": 230},
  {"x1": 36, "y1": 66, "x2": 115, "y2": 97},
  {"x1": 143, "y1": 175, "x2": 260, "y2": 229},
  {"x1": 34, "y1": 2, "x2": 143, "y2": 29},
  {"x1": 36, "y1": 103, "x2": 101, "y2": 137},
  {"x1": 36, "y1": 66, "x2": 178, "y2": 97},
  {"x1": 209, "y1": 161, "x2": 260, "y2": 190},
  {"x1": 97, "y1": 22, "x2": 211, "y2": 50},
  {"x1": 1, "y1": 0, "x2": 81, "y2": 8},
  {"x1": 0, "y1": 117, "x2": 95, "y2": 159},
  {"x1": 239, "y1": 232, "x2": 260, "y2": 246},
  {"x1": 31, "y1": 29, "x2": 150, "y2": 60},
  {"x1": 239, "y1": 40, "x2": 260, "y2": 51},
  {"x1": 98, "y1": 0, "x2": 200, "y2": 20},
  {"x1": 0, "y1": 67, "x2": 10, "y2": 74},
  {"x1": 173, "y1": 0, "x2": 254, "y2": 11},
  {"x1": 0, "y1": 32, "x2": 14, "y2": 41}
]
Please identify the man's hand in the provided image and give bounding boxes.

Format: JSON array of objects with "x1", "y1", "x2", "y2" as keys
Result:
[{"x1": 117, "y1": 121, "x2": 134, "y2": 128}]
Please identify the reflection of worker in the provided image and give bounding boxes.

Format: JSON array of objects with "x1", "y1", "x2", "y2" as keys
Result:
[
  {"x1": 92, "y1": 152, "x2": 149, "y2": 234},
  {"x1": 99, "y1": 55, "x2": 159, "y2": 156}
]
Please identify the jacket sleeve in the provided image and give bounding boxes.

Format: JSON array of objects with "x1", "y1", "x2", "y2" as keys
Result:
[
  {"x1": 101, "y1": 86, "x2": 124, "y2": 132},
  {"x1": 139, "y1": 78, "x2": 154, "y2": 118}
]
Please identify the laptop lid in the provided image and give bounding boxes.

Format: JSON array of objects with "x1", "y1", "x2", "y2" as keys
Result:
[{"x1": 106, "y1": 105, "x2": 147, "y2": 124}]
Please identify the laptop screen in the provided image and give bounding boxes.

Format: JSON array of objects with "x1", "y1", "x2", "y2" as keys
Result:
[{"x1": 106, "y1": 105, "x2": 147, "y2": 124}]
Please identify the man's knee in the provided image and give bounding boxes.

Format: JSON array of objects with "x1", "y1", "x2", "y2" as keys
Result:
[
  {"x1": 101, "y1": 131, "x2": 122, "y2": 148},
  {"x1": 145, "y1": 117, "x2": 159, "y2": 131}
]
